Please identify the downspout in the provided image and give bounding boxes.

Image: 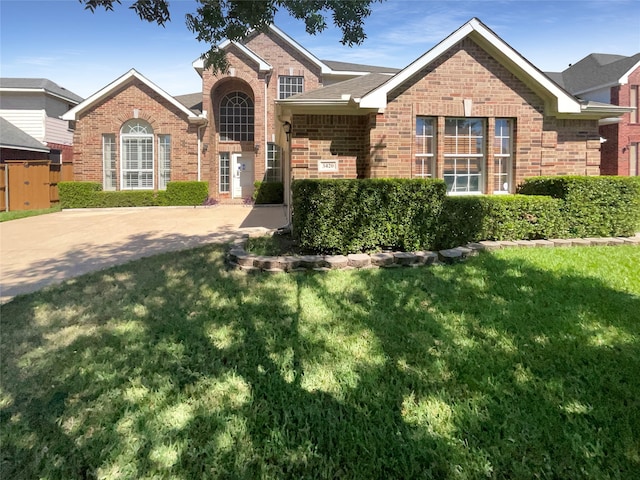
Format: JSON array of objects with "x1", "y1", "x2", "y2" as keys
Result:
[
  {"x1": 264, "y1": 72, "x2": 271, "y2": 177},
  {"x1": 197, "y1": 124, "x2": 204, "y2": 181}
]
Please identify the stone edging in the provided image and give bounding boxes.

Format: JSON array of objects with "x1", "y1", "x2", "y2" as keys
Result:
[{"x1": 227, "y1": 234, "x2": 640, "y2": 273}]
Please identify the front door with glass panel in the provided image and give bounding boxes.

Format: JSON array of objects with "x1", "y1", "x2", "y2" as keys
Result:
[{"x1": 232, "y1": 153, "x2": 254, "y2": 199}]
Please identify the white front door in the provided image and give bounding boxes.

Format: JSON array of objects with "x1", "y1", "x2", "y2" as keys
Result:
[{"x1": 232, "y1": 153, "x2": 255, "y2": 199}]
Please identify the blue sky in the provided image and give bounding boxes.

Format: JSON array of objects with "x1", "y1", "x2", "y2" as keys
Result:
[{"x1": 1, "y1": 0, "x2": 639, "y2": 99}]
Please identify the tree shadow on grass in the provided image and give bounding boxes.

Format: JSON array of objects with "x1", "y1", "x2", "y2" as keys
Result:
[{"x1": 1, "y1": 245, "x2": 639, "y2": 479}]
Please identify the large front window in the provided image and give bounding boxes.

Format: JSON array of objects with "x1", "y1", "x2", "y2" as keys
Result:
[
  {"x1": 443, "y1": 118, "x2": 484, "y2": 194},
  {"x1": 121, "y1": 120, "x2": 153, "y2": 190},
  {"x1": 219, "y1": 92, "x2": 254, "y2": 141}
]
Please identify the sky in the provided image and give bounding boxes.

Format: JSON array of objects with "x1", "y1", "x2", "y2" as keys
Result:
[{"x1": 1, "y1": 0, "x2": 639, "y2": 99}]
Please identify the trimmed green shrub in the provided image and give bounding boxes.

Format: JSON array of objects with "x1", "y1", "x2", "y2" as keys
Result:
[
  {"x1": 165, "y1": 181, "x2": 209, "y2": 206},
  {"x1": 292, "y1": 178, "x2": 447, "y2": 254},
  {"x1": 58, "y1": 182, "x2": 102, "y2": 209},
  {"x1": 253, "y1": 181, "x2": 284, "y2": 204},
  {"x1": 518, "y1": 176, "x2": 640, "y2": 237},
  {"x1": 436, "y1": 195, "x2": 567, "y2": 249},
  {"x1": 59, "y1": 181, "x2": 209, "y2": 208}
]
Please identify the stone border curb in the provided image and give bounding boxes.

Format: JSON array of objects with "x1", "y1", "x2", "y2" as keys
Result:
[{"x1": 227, "y1": 234, "x2": 640, "y2": 273}]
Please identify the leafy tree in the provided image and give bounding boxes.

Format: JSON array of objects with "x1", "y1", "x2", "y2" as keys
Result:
[{"x1": 80, "y1": 0, "x2": 382, "y2": 71}]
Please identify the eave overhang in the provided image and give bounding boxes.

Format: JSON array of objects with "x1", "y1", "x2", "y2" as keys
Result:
[
  {"x1": 62, "y1": 69, "x2": 208, "y2": 125},
  {"x1": 359, "y1": 18, "x2": 583, "y2": 117}
]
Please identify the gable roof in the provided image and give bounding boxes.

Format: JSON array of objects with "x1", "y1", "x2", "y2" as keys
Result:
[
  {"x1": 0, "y1": 78, "x2": 83, "y2": 104},
  {"x1": 192, "y1": 24, "x2": 398, "y2": 79},
  {"x1": 548, "y1": 52, "x2": 640, "y2": 94},
  {"x1": 0, "y1": 117, "x2": 50, "y2": 153},
  {"x1": 62, "y1": 69, "x2": 207, "y2": 123},
  {"x1": 174, "y1": 92, "x2": 203, "y2": 114},
  {"x1": 278, "y1": 73, "x2": 392, "y2": 109},
  {"x1": 359, "y1": 18, "x2": 584, "y2": 114}
]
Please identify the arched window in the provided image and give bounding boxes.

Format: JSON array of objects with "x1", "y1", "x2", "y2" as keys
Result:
[
  {"x1": 121, "y1": 119, "x2": 154, "y2": 189},
  {"x1": 219, "y1": 92, "x2": 254, "y2": 141}
]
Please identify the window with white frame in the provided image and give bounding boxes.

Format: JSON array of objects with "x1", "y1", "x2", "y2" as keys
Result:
[
  {"x1": 278, "y1": 76, "x2": 304, "y2": 99},
  {"x1": 415, "y1": 117, "x2": 435, "y2": 178},
  {"x1": 493, "y1": 119, "x2": 513, "y2": 193},
  {"x1": 266, "y1": 143, "x2": 282, "y2": 182},
  {"x1": 121, "y1": 119, "x2": 154, "y2": 190},
  {"x1": 102, "y1": 134, "x2": 117, "y2": 191},
  {"x1": 219, "y1": 152, "x2": 230, "y2": 193},
  {"x1": 158, "y1": 135, "x2": 171, "y2": 190},
  {"x1": 630, "y1": 143, "x2": 638, "y2": 176},
  {"x1": 443, "y1": 118, "x2": 484, "y2": 194},
  {"x1": 219, "y1": 92, "x2": 254, "y2": 141},
  {"x1": 631, "y1": 86, "x2": 638, "y2": 124}
]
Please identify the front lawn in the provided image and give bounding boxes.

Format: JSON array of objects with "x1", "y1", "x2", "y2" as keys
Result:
[
  {"x1": 1, "y1": 245, "x2": 639, "y2": 479},
  {"x1": 0, "y1": 204, "x2": 61, "y2": 222}
]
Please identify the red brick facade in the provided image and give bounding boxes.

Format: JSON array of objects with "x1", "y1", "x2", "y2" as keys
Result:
[
  {"x1": 71, "y1": 80, "x2": 200, "y2": 189},
  {"x1": 289, "y1": 39, "x2": 601, "y2": 193},
  {"x1": 68, "y1": 22, "x2": 625, "y2": 201},
  {"x1": 600, "y1": 66, "x2": 640, "y2": 175}
]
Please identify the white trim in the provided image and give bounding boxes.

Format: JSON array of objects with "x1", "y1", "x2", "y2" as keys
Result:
[
  {"x1": 62, "y1": 69, "x2": 207, "y2": 123},
  {"x1": 619, "y1": 59, "x2": 640, "y2": 85},
  {"x1": 359, "y1": 18, "x2": 582, "y2": 114}
]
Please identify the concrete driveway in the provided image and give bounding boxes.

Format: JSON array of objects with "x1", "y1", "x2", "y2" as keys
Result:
[{"x1": 0, "y1": 205, "x2": 288, "y2": 304}]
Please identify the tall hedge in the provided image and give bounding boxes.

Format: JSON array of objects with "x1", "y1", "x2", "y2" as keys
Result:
[
  {"x1": 292, "y1": 178, "x2": 447, "y2": 254},
  {"x1": 436, "y1": 195, "x2": 567, "y2": 249},
  {"x1": 517, "y1": 176, "x2": 640, "y2": 237}
]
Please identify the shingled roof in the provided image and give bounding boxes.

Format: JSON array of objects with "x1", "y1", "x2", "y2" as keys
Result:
[
  {"x1": 547, "y1": 52, "x2": 640, "y2": 94},
  {"x1": 0, "y1": 78, "x2": 83, "y2": 104},
  {"x1": 0, "y1": 117, "x2": 50, "y2": 153}
]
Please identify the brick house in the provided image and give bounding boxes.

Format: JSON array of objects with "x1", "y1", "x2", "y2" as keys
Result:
[
  {"x1": 63, "y1": 18, "x2": 629, "y2": 204},
  {"x1": 547, "y1": 53, "x2": 640, "y2": 176}
]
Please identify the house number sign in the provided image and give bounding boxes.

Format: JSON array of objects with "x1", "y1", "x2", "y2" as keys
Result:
[{"x1": 318, "y1": 160, "x2": 338, "y2": 172}]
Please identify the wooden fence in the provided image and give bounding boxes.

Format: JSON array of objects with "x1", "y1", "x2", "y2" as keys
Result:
[{"x1": 0, "y1": 161, "x2": 74, "y2": 212}]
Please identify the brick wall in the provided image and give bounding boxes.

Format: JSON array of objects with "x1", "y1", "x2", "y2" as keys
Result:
[
  {"x1": 202, "y1": 30, "x2": 324, "y2": 198},
  {"x1": 71, "y1": 80, "x2": 199, "y2": 189},
  {"x1": 603, "y1": 65, "x2": 640, "y2": 175},
  {"x1": 366, "y1": 38, "x2": 599, "y2": 191},
  {"x1": 290, "y1": 114, "x2": 369, "y2": 180}
]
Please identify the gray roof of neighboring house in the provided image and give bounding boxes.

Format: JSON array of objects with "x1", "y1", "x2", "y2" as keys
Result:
[
  {"x1": 0, "y1": 117, "x2": 50, "y2": 152},
  {"x1": 546, "y1": 52, "x2": 640, "y2": 93},
  {"x1": 321, "y1": 60, "x2": 401, "y2": 74},
  {"x1": 282, "y1": 72, "x2": 393, "y2": 102},
  {"x1": 174, "y1": 92, "x2": 203, "y2": 114},
  {"x1": 0, "y1": 78, "x2": 84, "y2": 104}
]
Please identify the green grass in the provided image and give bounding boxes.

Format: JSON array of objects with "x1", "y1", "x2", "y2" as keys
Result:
[
  {"x1": 1, "y1": 245, "x2": 639, "y2": 479},
  {"x1": 0, "y1": 204, "x2": 61, "y2": 222}
]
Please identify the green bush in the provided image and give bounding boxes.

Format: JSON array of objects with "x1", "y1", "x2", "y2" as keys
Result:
[
  {"x1": 58, "y1": 182, "x2": 102, "y2": 209},
  {"x1": 292, "y1": 178, "x2": 447, "y2": 254},
  {"x1": 165, "y1": 181, "x2": 209, "y2": 206},
  {"x1": 436, "y1": 195, "x2": 567, "y2": 249},
  {"x1": 253, "y1": 181, "x2": 284, "y2": 204},
  {"x1": 517, "y1": 176, "x2": 640, "y2": 237},
  {"x1": 59, "y1": 181, "x2": 209, "y2": 208}
]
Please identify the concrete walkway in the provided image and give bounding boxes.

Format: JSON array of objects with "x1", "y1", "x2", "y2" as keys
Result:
[{"x1": 0, "y1": 205, "x2": 288, "y2": 304}]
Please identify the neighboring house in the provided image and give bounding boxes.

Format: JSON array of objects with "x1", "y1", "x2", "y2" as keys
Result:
[
  {"x1": 62, "y1": 18, "x2": 629, "y2": 205},
  {"x1": 0, "y1": 78, "x2": 83, "y2": 162},
  {"x1": 548, "y1": 53, "x2": 640, "y2": 176},
  {"x1": 0, "y1": 117, "x2": 50, "y2": 160}
]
